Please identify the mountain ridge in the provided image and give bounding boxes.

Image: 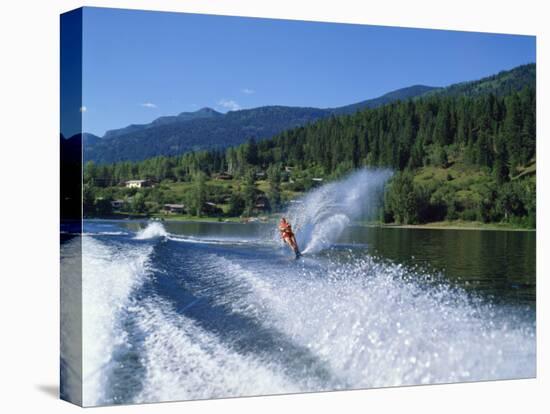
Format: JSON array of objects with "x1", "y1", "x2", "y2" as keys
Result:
[
  {"x1": 85, "y1": 84, "x2": 437, "y2": 164},
  {"x1": 85, "y1": 63, "x2": 535, "y2": 164},
  {"x1": 103, "y1": 107, "x2": 223, "y2": 140}
]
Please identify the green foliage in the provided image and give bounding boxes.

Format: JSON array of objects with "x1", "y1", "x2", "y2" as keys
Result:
[
  {"x1": 187, "y1": 172, "x2": 207, "y2": 217},
  {"x1": 382, "y1": 162, "x2": 536, "y2": 227},
  {"x1": 242, "y1": 171, "x2": 257, "y2": 217},
  {"x1": 130, "y1": 193, "x2": 146, "y2": 214},
  {"x1": 94, "y1": 197, "x2": 114, "y2": 216},
  {"x1": 85, "y1": 106, "x2": 331, "y2": 164},
  {"x1": 83, "y1": 183, "x2": 96, "y2": 215},
  {"x1": 266, "y1": 164, "x2": 282, "y2": 212},
  {"x1": 227, "y1": 191, "x2": 245, "y2": 217},
  {"x1": 85, "y1": 64, "x2": 534, "y2": 165},
  {"x1": 496, "y1": 180, "x2": 535, "y2": 226},
  {"x1": 424, "y1": 63, "x2": 535, "y2": 98},
  {"x1": 384, "y1": 171, "x2": 419, "y2": 224},
  {"x1": 244, "y1": 138, "x2": 259, "y2": 165},
  {"x1": 83, "y1": 74, "x2": 535, "y2": 227}
]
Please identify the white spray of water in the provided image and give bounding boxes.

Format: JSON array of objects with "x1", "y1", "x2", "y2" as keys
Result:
[
  {"x1": 83, "y1": 231, "x2": 129, "y2": 236},
  {"x1": 131, "y1": 297, "x2": 300, "y2": 404},
  {"x1": 203, "y1": 253, "x2": 536, "y2": 388},
  {"x1": 283, "y1": 168, "x2": 392, "y2": 254},
  {"x1": 134, "y1": 222, "x2": 168, "y2": 240},
  {"x1": 81, "y1": 237, "x2": 152, "y2": 406}
]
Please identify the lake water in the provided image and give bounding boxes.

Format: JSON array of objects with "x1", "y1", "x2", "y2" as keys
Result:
[
  {"x1": 61, "y1": 219, "x2": 536, "y2": 406},
  {"x1": 124, "y1": 221, "x2": 536, "y2": 304}
]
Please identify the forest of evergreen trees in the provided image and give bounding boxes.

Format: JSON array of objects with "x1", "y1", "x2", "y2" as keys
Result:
[{"x1": 84, "y1": 84, "x2": 536, "y2": 227}]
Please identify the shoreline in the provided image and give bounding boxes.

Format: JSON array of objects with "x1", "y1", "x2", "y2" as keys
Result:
[
  {"x1": 85, "y1": 215, "x2": 535, "y2": 231},
  {"x1": 358, "y1": 221, "x2": 535, "y2": 232}
]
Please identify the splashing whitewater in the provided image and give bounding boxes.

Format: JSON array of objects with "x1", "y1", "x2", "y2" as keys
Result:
[{"x1": 283, "y1": 168, "x2": 392, "y2": 254}]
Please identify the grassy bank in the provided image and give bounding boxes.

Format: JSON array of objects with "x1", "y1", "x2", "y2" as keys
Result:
[
  {"x1": 86, "y1": 161, "x2": 535, "y2": 231},
  {"x1": 358, "y1": 219, "x2": 535, "y2": 231},
  {"x1": 88, "y1": 212, "x2": 534, "y2": 232},
  {"x1": 149, "y1": 214, "x2": 267, "y2": 223}
]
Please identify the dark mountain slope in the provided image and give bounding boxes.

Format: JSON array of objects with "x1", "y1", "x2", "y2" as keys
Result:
[
  {"x1": 425, "y1": 63, "x2": 535, "y2": 98},
  {"x1": 103, "y1": 107, "x2": 222, "y2": 140},
  {"x1": 84, "y1": 63, "x2": 534, "y2": 164},
  {"x1": 332, "y1": 85, "x2": 437, "y2": 115}
]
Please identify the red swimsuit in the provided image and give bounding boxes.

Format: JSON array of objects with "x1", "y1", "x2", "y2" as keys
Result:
[{"x1": 279, "y1": 222, "x2": 294, "y2": 240}]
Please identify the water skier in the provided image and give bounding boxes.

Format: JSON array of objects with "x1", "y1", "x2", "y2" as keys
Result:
[{"x1": 279, "y1": 217, "x2": 301, "y2": 259}]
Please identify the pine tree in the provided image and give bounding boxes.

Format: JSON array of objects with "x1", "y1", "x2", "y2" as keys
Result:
[
  {"x1": 266, "y1": 164, "x2": 282, "y2": 212},
  {"x1": 503, "y1": 93, "x2": 523, "y2": 170},
  {"x1": 242, "y1": 170, "x2": 256, "y2": 216}
]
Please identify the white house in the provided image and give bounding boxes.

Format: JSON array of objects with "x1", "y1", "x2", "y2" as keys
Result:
[
  {"x1": 163, "y1": 204, "x2": 185, "y2": 214},
  {"x1": 125, "y1": 179, "x2": 151, "y2": 189}
]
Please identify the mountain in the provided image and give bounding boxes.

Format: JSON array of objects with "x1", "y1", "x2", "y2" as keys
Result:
[
  {"x1": 102, "y1": 107, "x2": 222, "y2": 139},
  {"x1": 424, "y1": 63, "x2": 535, "y2": 98},
  {"x1": 85, "y1": 106, "x2": 330, "y2": 163},
  {"x1": 82, "y1": 132, "x2": 102, "y2": 146},
  {"x1": 84, "y1": 63, "x2": 535, "y2": 164},
  {"x1": 84, "y1": 86, "x2": 435, "y2": 164},
  {"x1": 331, "y1": 85, "x2": 437, "y2": 115}
]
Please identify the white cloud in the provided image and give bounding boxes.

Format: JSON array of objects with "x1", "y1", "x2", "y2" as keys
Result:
[
  {"x1": 79, "y1": 106, "x2": 87, "y2": 113},
  {"x1": 217, "y1": 99, "x2": 241, "y2": 111},
  {"x1": 140, "y1": 102, "x2": 157, "y2": 108},
  {"x1": 241, "y1": 88, "x2": 255, "y2": 95}
]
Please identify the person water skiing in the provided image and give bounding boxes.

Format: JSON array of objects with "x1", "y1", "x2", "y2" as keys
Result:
[{"x1": 279, "y1": 217, "x2": 301, "y2": 258}]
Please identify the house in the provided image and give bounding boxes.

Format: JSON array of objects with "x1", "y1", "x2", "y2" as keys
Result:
[
  {"x1": 284, "y1": 166, "x2": 294, "y2": 173},
  {"x1": 215, "y1": 172, "x2": 233, "y2": 180},
  {"x1": 253, "y1": 195, "x2": 270, "y2": 213},
  {"x1": 125, "y1": 179, "x2": 151, "y2": 188},
  {"x1": 111, "y1": 200, "x2": 125, "y2": 210},
  {"x1": 255, "y1": 171, "x2": 266, "y2": 179},
  {"x1": 203, "y1": 202, "x2": 223, "y2": 216},
  {"x1": 163, "y1": 204, "x2": 185, "y2": 214}
]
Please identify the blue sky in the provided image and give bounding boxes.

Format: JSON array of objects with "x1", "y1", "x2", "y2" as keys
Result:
[{"x1": 81, "y1": 7, "x2": 535, "y2": 136}]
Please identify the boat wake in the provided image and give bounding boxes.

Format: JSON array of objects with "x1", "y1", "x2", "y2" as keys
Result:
[
  {"x1": 134, "y1": 222, "x2": 168, "y2": 240},
  {"x1": 200, "y1": 252, "x2": 535, "y2": 388}
]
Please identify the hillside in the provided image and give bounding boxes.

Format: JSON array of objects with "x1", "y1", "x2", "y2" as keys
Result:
[
  {"x1": 332, "y1": 85, "x2": 437, "y2": 115},
  {"x1": 84, "y1": 85, "x2": 437, "y2": 164},
  {"x1": 425, "y1": 63, "x2": 535, "y2": 98},
  {"x1": 102, "y1": 107, "x2": 223, "y2": 139},
  {"x1": 85, "y1": 106, "x2": 330, "y2": 164},
  {"x1": 84, "y1": 64, "x2": 534, "y2": 165},
  {"x1": 84, "y1": 62, "x2": 536, "y2": 228},
  {"x1": 82, "y1": 132, "x2": 101, "y2": 146}
]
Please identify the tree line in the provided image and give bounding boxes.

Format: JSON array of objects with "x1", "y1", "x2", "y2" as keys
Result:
[{"x1": 85, "y1": 86, "x2": 535, "y2": 226}]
